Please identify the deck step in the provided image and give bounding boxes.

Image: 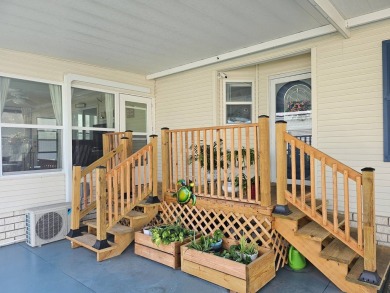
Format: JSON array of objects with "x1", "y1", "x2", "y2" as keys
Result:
[
  {"x1": 296, "y1": 221, "x2": 330, "y2": 242},
  {"x1": 137, "y1": 199, "x2": 161, "y2": 207},
  {"x1": 66, "y1": 233, "x2": 117, "y2": 253},
  {"x1": 320, "y1": 239, "x2": 357, "y2": 264},
  {"x1": 83, "y1": 220, "x2": 134, "y2": 235},
  {"x1": 123, "y1": 210, "x2": 148, "y2": 220},
  {"x1": 272, "y1": 204, "x2": 306, "y2": 221},
  {"x1": 346, "y1": 245, "x2": 390, "y2": 290}
]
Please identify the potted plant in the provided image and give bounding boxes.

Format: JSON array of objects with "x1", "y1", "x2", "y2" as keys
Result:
[
  {"x1": 222, "y1": 174, "x2": 248, "y2": 193},
  {"x1": 189, "y1": 139, "x2": 230, "y2": 181},
  {"x1": 188, "y1": 229, "x2": 224, "y2": 251},
  {"x1": 236, "y1": 236, "x2": 258, "y2": 262}
]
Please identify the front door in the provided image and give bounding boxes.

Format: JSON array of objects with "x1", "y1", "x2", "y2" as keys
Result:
[
  {"x1": 270, "y1": 73, "x2": 312, "y2": 183},
  {"x1": 119, "y1": 94, "x2": 152, "y2": 153}
]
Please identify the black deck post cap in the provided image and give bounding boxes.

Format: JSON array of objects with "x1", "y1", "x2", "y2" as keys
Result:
[
  {"x1": 161, "y1": 127, "x2": 169, "y2": 130},
  {"x1": 258, "y1": 115, "x2": 269, "y2": 118},
  {"x1": 149, "y1": 134, "x2": 158, "y2": 138},
  {"x1": 67, "y1": 229, "x2": 82, "y2": 238},
  {"x1": 275, "y1": 120, "x2": 287, "y2": 124},
  {"x1": 361, "y1": 167, "x2": 375, "y2": 172},
  {"x1": 273, "y1": 204, "x2": 292, "y2": 215},
  {"x1": 92, "y1": 239, "x2": 110, "y2": 250}
]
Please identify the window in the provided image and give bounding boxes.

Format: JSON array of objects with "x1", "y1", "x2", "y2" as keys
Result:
[
  {"x1": 224, "y1": 81, "x2": 253, "y2": 124},
  {"x1": 71, "y1": 88, "x2": 115, "y2": 166},
  {"x1": 0, "y1": 76, "x2": 62, "y2": 174},
  {"x1": 383, "y1": 40, "x2": 390, "y2": 162}
]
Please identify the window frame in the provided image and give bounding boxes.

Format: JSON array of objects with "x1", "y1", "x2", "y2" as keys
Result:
[
  {"x1": 222, "y1": 79, "x2": 254, "y2": 125},
  {"x1": 0, "y1": 73, "x2": 64, "y2": 176},
  {"x1": 384, "y1": 40, "x2": 390, "y2": 162}
]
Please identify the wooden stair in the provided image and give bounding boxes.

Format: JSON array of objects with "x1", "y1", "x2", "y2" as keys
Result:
[
  {"x1": 274, "y1": 205, "x2": 390, "y2": 293},
  {"x1": 67, "y1": 200, "x2": 160, "y2": 261}
]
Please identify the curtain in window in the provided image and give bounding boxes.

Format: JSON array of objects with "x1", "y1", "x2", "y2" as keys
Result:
[
  {"x1": 49, "y1": 84, "x2": 62, "y2": 125},
  {"x1": 105, "y1": 93, "x2": 114, "y2": 128},
  {"x1": 0, "y1": 77, "x2": 11, "y2": 115}
]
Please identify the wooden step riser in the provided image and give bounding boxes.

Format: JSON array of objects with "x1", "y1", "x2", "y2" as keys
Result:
[{"x1": 275, "y1": 218, "x2": 376, "y2": 293}]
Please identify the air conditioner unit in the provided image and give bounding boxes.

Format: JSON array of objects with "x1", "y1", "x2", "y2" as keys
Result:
[{"x1": 25, "y1": 202, "x2": 71, "y2": 247}]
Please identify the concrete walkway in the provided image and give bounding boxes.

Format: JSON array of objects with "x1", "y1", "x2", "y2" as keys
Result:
[{"x1": 0, "y1": 240, "x2": 342, "y2": 293}]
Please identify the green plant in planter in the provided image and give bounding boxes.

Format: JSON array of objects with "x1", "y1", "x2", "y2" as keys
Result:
[
  {"x1": 215, "y1": 246, "x2": 252, "y2": 265},
  {"x1": 150, "y1": 222, "x2": 195, "y2": 246},
  {"x1": 237, "y1": 236, "x2": 258, "y2": 255},
  {"x1": 188, "y1": 229, "x2": 224, "y2": 251},
  {"x1": 188, "y1": 234, "x2": 213, "y2": 252},
  {"x1": 189, "y1": 139, "x2": 228, "y2": 171}
]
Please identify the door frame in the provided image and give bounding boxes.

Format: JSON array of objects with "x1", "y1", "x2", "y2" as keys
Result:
[{"x1": 269, "y1": 71, "x2": 312, "y2": 182}]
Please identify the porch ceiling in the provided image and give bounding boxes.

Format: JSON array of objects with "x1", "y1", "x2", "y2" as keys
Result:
[{"x1": 0, "y1": 0, "x2": 389, "y2": 77}]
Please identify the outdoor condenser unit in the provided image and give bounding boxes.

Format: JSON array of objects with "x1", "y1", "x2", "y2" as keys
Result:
[{"x1": 25, "y1": 202, "x2": 71, "y2": 247}]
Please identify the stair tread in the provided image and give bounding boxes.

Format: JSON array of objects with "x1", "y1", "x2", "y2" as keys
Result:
[
  {"x1": 320, "y1": 239, "x2": 357, "y2": 264},
  {"x1": 272, "y1": 205, "x2": 306, "y2": 221},
  {"x1": 137, "y1": 199, "x2": 161, "y2": 207},
  {"x1": 66, "y1": 233, "x2": 117, "y2": 253},
  {"x1": 346, "y1": 245, "x2": 390, "y2": 289},
  {"x1": 84, "y1": 220, "x2": 134, "y2": 235},
  {"x1": 124, "y1": 210, "x2": 148, "y2": 219},
  {"x1": 296, "y1": 221, "x2": 330, "y2": 241}
]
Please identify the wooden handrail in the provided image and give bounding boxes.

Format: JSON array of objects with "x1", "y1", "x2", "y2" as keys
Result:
[
  {"x1": 81, "y1": 144, "x2": 123, "y2": 177},
  {"x1": 280, "y1": 128, "x2": 376, "y2": 271},
  {"x1": 105, "y1": 139, "x2": 157, "y2": 230}
]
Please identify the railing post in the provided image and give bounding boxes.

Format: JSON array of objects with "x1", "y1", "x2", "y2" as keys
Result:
[
  {"x1": 359, "y1": 167, "x2": 381, "y2": 285},
  {"x1": 125, "y1": 130, "x2": 133, "y2": 157},
  {"x1": 93, "y1": 166, "x2": 110, "y2": 250},
  {"x1": 67, "y1": 166, "x2": 82, "y2": 238},
  {"x1": 258, "y1": 115, "x2": 271, "y2": 207},
  {"x1": 161, "y1": 127, "x2": 170, "y2": 201},
  {"x1": 102, "y1": 133, "x2": 110, "y2": 155},
  {"x1": 121, "y1": 136, "x2": 129, "y2": 161},
  {"x1": 146, "y1": 135, "x2": 160, "y2": 203},
  {"x1": 274, "y1": 121, "x2": 291, "y2": 215}
]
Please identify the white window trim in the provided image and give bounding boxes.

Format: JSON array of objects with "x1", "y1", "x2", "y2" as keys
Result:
[
  {"x1": 222, "y1": 79, "x2": 255, "y2": 125},
  {"x1": 0, "y1": 73, "x2": 64, "y2": 177}
]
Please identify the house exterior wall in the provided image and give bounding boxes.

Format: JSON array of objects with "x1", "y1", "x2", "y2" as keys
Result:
[
  {"x1": 0, "y1": 48, "x2": 153, "y2": 246},
  {"x1": 155, "y1": 19, "x2": 390, "y2": 246}
]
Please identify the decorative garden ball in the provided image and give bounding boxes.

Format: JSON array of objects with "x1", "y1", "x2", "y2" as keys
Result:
[{"x1": 174, "y1": 179, "x2": 196, "y2": 205}]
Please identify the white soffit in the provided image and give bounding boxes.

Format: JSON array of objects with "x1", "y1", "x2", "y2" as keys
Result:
[{"x1": 0, "y1": 0, "x2": 390, "y2": 78}]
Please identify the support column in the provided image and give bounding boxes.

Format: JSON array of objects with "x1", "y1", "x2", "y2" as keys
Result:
[
  {"x1": 124, "y1": 130, "x2": 133, "y2": 157},
  {"x1": 93, "y1": 166, "x2": 110, "y2": 250},
  {"x1": 258, "y1": 115, "x2": 271, "y2": 207},
  {"x1": 67, "y1": 165, "x2": 82, "y2": 237},
  {"x1": 146, "y1": 135, "x2": 160, "y2": 203},
  {"x1": 161, "y1": 127, "x2": 170, "y2": 201},
  {"x1": 274, "y1": 121, "x2": 291, "y2": 215},
  {"x1": 359, "y1": 167, "x2": 380, "y2": 285}
]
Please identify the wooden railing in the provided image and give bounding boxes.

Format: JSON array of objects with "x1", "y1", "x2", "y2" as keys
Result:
[
  {"x1": 68, "y1": 142, "x2": 124, "y2": 235},
  {"x1": 105, "y1": 137, "x2": 157, "y2": 230},
  {"x1": 103, "y1": 131, "x2": 133, "y2": 171},
  {"x1": 69, "y1": 133, "x2": 133, "y2": 234},
  {"x1": 275, "y1": 121, "x2": 377, "y2": 274},
  {"x1": 161, "y1": 116, "x2": 271, "y2": 206}
]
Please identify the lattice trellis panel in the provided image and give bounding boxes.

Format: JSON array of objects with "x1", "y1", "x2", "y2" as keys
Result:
[
  {"x1": 155, "y1": 202, "x2": 288, "y2": 271},
  {"x1": 271, "y1": 230, "x2": 289, "y2": 271}
]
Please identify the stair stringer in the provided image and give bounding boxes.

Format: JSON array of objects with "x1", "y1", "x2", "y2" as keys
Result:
[
  {"x1": 129, "y1": 205, "x2": 159, "y2": 232},
  {"x1": 274, "y1": 217, "x2": 376, "y2": 293},
  {"x1": 97, "y1": 232, "x2": 134, "y2": 261}
]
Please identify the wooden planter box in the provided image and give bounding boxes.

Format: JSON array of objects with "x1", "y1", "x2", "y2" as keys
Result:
[
  {"x1": 180, "y1": 241, "x2": 275, "y2": 293},
  {"x1": 134, "y1": 231, "x2": 195, "y2": 269}
]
